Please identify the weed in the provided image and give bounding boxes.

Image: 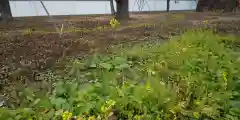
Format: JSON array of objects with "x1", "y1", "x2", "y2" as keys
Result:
[
  {"x1": 1, "y1": 29, "x2": 240, "y2": 120},
  {"x1": 109, "y1": 18, "x2": 120, "y2": 38},
  {"x1": 23, "y1": 28, "x2": 33, "y2": 36},
  {"x1": 109, "y1": 18, "x2": 120, "y2": 29}
]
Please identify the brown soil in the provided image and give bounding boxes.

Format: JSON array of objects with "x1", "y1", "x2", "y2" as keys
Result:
[{"x1": 1, "y1": 11, "x2": 240, "y2": 92}]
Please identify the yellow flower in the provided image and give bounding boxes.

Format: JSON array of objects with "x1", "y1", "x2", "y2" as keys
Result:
[
  {"x1": 133, "y1": 115, "x2": 142, "y2": 120},
  {"x1": 222, "y1": 71, "x2": 227, "y2": 81},
  {"x1": 222, "y1": 71, "x2": 228, "y2": 89},
  {"x1": 106, "y1": 99, "x2": 116, "y2": 106},
  {"x1": 62, "y1": 111, "x2": 73, "y2": 120},
  {"x1": 101, "y1": 99, "x2": 116, "y2": 113},
  {"x1": 109, "y1": 18, "x2": 120, "y2": 29}
]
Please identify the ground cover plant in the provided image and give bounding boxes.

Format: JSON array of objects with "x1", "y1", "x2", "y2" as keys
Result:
[{"x1": 0, "y1": 28, "x2": 240, "y2": 120}]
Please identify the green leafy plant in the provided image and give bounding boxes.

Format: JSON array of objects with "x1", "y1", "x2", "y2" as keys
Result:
[{"x1": 1, "y1": 29, "x2": 240, "y2": 120}]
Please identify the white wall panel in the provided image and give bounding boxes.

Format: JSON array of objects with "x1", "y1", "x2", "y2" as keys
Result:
[{"x1": 10, "y1": 0, "x2": 196, "y2": 17}]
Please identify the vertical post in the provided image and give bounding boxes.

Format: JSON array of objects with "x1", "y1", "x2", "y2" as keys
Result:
[
  {"x1": 166, "y1": 0, "x2": 170, "y2": 12},
  {"x1": 40, "y1": 1, "x2": 59, "y2": 32}
]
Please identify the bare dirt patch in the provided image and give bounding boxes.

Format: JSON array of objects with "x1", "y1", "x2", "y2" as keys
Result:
[{"x1": 1, "y1": 12, "x2": 240, "y2": 92}]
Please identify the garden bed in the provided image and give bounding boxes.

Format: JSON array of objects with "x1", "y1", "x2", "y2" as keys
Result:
[{"x1": 1, "y1": 11, "x2": 240, "y2": 119}]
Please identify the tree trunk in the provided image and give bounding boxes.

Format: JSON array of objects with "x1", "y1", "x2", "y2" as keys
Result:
[
  {"x1": 196, "y1": 0, "x2": 202, "y2": 12},
  {"x1": 115, "y1": 0, "x2": 129, "y2": 20},
  {"x1": 166, "y1": 0, "x2": 170, "y2": 12},
  {"x1": 110, "y1": 0, "x2": 116, "y2": 15},
  {"x1": 0, "y1": 0, "x2": 12, "y2": 22}
]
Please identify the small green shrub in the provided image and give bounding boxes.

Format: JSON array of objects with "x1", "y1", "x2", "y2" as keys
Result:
[{"x1": 1, "y1": 30, "x2": 240, "y2": 120}]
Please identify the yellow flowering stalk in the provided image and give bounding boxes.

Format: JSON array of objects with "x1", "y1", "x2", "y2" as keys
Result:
[
  {"x1": 110, "y1": 18, "x2": 120, "y2": 29},
  {"x1": 222, "y1": 72, "x2": 227, "y2": 81},
  {"x1": 109, "y1": 18, "x2": 120, "y2": 38},
  {"x1": 106, "y1": 99, "x2": 116, "y2": 106},
  {"x1": 62, "y1": 111, "x2": 73, "y2": 120},
  {"x1": 101, "y1": 99, "x2": 116, "y2": 113},
  {"x1": 100, "y1": 99, "x2": 116, "y2": 119},
  {"x1": 222, "y1": 71, "x2": 228, "y2": 89}
]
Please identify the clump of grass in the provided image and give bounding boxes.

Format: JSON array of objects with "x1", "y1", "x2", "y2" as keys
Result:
[
  {"x1": 1, "y1": 29, "x2": 240, "y2": 120},
  {"x1": 23, "y1": 28, "x2": 33, "y2": 36}
]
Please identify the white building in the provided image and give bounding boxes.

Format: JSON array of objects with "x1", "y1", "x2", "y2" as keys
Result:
[{"x1": 9, "y1": 0, "x2": 197, "y2": 17}]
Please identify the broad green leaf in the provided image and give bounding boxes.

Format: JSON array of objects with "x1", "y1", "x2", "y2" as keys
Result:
[
  {"x1": 37, "y1": 97, "x2": 53, "y2": 109},
  {"x1": 50, "y1": 97, "x2": 67, "y2": 109},
  {"x1": 115, "y1": 63, "x2": 130, "y2": 69},
  {"x1": 90, "y1": 63, "x2": 97, "y2": 68},
  {"x1": 99, "y1": 63, "x2": 112, "y2": 70},
  {"x1": 30, "y1": 98, "x2": 41, "y2": 107},
  {"x1": 193, "y1": 112, "x2": 200, "y2": 119}
]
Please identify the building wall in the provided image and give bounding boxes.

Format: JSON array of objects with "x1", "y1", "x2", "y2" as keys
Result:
[{"x1": 10, "y1": 0, "x2": 197, "y2": 17}]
